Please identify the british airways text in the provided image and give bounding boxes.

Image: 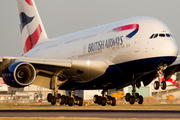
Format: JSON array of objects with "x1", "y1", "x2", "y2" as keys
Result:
[{"x1": 88, "y1": 36, "x2": 123, "y2": 53}]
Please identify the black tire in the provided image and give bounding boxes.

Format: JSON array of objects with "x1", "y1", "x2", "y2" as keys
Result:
[
  {"x1": 154, "y1": 81, "x2": 160, "y2": 90},
  {"x1": 51, "y1": 96, "x2": 56, "y2": 105},
  {"x1": 47, "y1": 93, "x2": 52, "y2": 102},
  {"x1": 101, "y1": 97, "x2": 107, "y2": 106},
  {"x1": 111, "y1": 97, "x2": 116, "y2": 106},
  {"x1": 125, "y1": 93, "x2": 131, "y2": 102},
  {"x1": 57, "y1": 93, "x2": 61, "y2": 99},
  {"x1": 161, "y1": 81, "x2": 166, "y2": 90},
  {"x1": 93, "y1": 95, "x2": 98, "y2": 103},
  {"x1": 60, "y1": 95, "x2": 65, "y2": 105},
  {"x1": 68, "y1": 97, "x2": 74, "y2": 106},
  {"x1": 97, "y1": 96, "x2": 102, "y2": 105},
  {"x1": 129, "y1": 96, "x2": 135, "y2": 105},
  {"x1": 64, "y1": 96, "x2": 69, "y2": 105},
  {"x1": 78, "y1": 97, "x2": 83, "y2": 106},
  {"x1": 138, "y1": 95, "x2": 143, "y2": 104}
]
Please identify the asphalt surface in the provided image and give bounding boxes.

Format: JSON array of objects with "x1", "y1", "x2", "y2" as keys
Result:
[{"x1": 0, "y1": 110, "x2": 180, "y2": 118}]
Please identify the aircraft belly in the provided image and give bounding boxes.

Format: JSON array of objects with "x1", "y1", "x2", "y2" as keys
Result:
[{"x1": 59, "y1": 56, "x2": 176, "y2": 90}]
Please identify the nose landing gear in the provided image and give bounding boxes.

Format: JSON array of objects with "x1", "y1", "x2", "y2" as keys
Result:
[{"x1": 154, "y1": 64, "x2": 167, "y2": 90}]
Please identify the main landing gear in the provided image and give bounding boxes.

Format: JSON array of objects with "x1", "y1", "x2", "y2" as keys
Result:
[
  {"x1": 93, "y1": 89, "x2": 116, "y2": 106},
  {"x1": 125, "y1": 82, "x2": 143, "y2": 105},
  {"x1": 47, "y1": 91, "x2": 83, "y2": 106},
  {"x1": 154, "y1": 65, "x2": 167, "y2": 90},
  {"x1": 46, "y1": 70, "x2": 83, "y2": 106}
]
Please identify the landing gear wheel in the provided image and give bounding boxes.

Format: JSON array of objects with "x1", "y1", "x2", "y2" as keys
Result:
[
  {"x1": 47, "y1": 93, "x2": 52, "y2": 102},
  {"x1": 101, "y1": 97, "x2": 107, "y2": 106},
  {"x1": 154, "y1": 81, "x2": 160, "y2": 90},
  {"x1": 129, "y1": 96, "x2": 135, "y2": 105},
  {"x1": 161, "y1": 81, "x2": 166, "y2": 90},
  {"x1": 125, "y1": 93, "x2": 131, "y2": 102},
  {"x1": 93, "y1": 95, "x2": 98, "y2": 103},
  {"x1": 78, "y1": 97, "x2": 83, "y2": 106},
  {"x1": 68, "y1": 97, "x2": 74, "y2": 106},
  {"x1": 111, "y1": 97, "x2": 116, "y2": 106},
  {"x1": 97, "y1": 96, "x2": 102, "y2": 105},
  {"x1": 138, "y1": 95, "x2": 143, "y2": 104},
  {"x1": 51, "y1": 96, "x2": 56, "y2": 105},
  {"x1": 60, "y1": 95, "x2": 65, "y2": 105}
]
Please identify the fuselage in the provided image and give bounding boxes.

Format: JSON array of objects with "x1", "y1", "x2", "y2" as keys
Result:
[{"x1": 23, "y1": 16, "x2": 178, "y2": 90}]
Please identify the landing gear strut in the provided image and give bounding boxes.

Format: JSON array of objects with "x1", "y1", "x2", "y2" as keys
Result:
[
  {"x1": 125, "y1": 82, "x2": 143, "y2": 105},
  {"x1": 93, "y1": 89, "x2": 116, "y2": 106},
  {"x1": 154, "y1": 64, "x2": 167, "y2": 90}
]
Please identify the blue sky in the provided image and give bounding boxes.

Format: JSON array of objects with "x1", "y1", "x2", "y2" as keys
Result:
[{"x1": 0, "y1": 0, "x2": 180, "y2": 56}]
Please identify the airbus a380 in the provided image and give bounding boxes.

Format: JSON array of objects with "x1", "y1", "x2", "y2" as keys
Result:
[{"x1": 1, "y1": 0, "x2": 180, "y2": 106}]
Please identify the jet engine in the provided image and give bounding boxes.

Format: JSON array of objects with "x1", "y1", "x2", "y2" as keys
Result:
[{"x1": 2, "y1": 61, "x2": 36, "y2": 87}]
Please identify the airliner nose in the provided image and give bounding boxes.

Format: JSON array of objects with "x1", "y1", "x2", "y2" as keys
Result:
[
  {"x1": 163, "y1": 39, "x2": 178, "y2": 57},
  {"x1": 160, "y1": 39, "x2": 178, "y2": 65}
]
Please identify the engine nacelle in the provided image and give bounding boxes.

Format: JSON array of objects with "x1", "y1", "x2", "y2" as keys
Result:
[{"x1": 2, "y1": 62, "x2": 36, "y2": 87}]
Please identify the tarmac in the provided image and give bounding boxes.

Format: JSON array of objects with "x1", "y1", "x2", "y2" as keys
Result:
[{"x1": 0, "y1": 110, "x2": 180, "y2": 118}]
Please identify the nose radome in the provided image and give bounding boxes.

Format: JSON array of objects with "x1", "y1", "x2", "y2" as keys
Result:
[{"x1": 162, "y1": 39, "x2": 178, "y2": 57}]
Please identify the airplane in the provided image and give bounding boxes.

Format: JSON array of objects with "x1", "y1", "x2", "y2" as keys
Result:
[{"x1": 0, "y1": 0, "x2": 180, "y2": 106}]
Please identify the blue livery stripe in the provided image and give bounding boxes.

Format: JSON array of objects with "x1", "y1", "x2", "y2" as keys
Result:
[{"x1": 19, "y1": 12, "x2": 34, "y2": 32}]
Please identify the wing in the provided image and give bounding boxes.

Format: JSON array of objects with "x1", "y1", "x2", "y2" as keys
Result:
[{"x1": 0, "y1": 56, "x2": 109, "y2": 89}]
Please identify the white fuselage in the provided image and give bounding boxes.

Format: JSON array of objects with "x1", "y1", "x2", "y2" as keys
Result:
[{"x1": 24, "y1": 17, "x2": 178, "y2": 67}]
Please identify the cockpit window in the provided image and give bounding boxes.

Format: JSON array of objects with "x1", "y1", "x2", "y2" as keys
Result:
[
  {"x1": 154, "y1": 34, "x2": 158, "y2": 38},
  {"x1": 166, "y1": 34, "x2": 170, "y2": 37},
  {"x1": 150, "y1": 33, "x2": 172, "y2": 39},
  {"x1": 159, "y1": 34, "x2": 165, "y2": 37},
  {"x1": 149, "y1": 34, "x2": 154, "y2": 39}
]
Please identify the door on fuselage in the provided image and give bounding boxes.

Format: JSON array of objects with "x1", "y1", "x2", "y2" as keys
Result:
[{"x1": 134, "y1": 37, "x2": 140, "y2": 52}]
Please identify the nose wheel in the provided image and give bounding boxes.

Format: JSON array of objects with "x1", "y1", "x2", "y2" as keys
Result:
[{"x1": 154, "y1": 66, "x2": 167, "y2": 90}]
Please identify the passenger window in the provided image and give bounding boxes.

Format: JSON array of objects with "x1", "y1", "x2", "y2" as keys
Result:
[
  {"x1": 150, "y1": 34, "x2": 154, "y2": 39},
  {"x1": 159, "y1": 34, "x2": 165, "y2": 37},
  {"x1": 154, "y1": 34, "x2": 158, "y2": 38},
  {"x1": 166, "y1": 34, "x2": 170, "y2": 37}
]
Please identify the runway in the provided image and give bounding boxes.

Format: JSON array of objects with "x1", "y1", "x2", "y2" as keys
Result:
[{"x1": 0, "y1": 110, "x2": 180, "y2": 118}]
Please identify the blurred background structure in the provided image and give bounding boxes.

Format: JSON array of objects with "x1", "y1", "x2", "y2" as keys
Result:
[{"x1": 0, "y1": 72, "x2": 179, "y2": 104}]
